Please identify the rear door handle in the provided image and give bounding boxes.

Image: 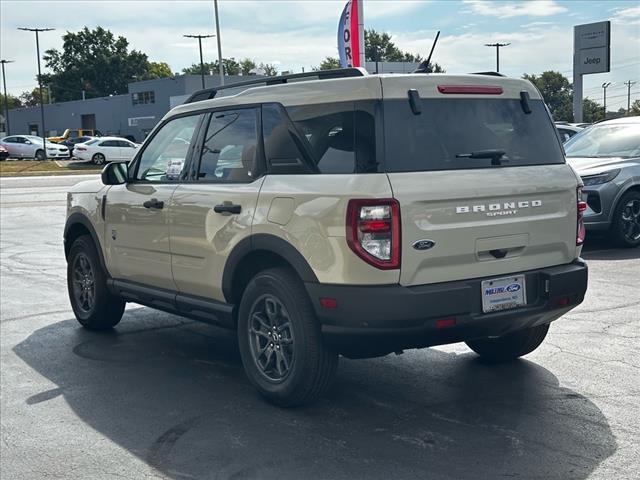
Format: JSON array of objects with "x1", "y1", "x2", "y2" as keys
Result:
[
  {"x1": 213, "y1": 202, "x2": 241, "y2": 215},
  {"x1": 143, "y1": 198, "x2": 164, "y2": 209}
]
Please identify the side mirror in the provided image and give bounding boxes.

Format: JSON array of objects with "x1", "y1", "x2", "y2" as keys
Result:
[
  {"x1": 25, "y1": 140, "x2": 32, "y2": 145},
  {"x1": 101, "y1": 161, "x2": 129, "y2": 185}
]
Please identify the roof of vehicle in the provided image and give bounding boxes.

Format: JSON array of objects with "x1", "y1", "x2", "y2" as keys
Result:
[
  {"x1": 595, "y1": 116, "x2": 640, "y2": 126},
  {"x1": 91, "y1": 136, "x2": 135, "y2": 142},
  {"x1": 168, "y1": 72, "x2": 542, "y2": 121}
]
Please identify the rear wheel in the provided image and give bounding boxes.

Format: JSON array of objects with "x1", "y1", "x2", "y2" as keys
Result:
[
  {"x1": 465, "y1": 323, "x2": 549, "y2": 363},
  {"x1": 237, "y1": 267, "x2": 338, "y2": 407},
  {"x1": 67, "y1": 235, "x2": 125, "y2": 330},
  {"x1": 35, "y1": 149, "x2": 46, "y2": 161},
  {"x1": 611, "y1": 190, "x2": 640, "y2": 248},
  {"x1": 93, "y1": 153, "x2": 106, "y2": 165}
]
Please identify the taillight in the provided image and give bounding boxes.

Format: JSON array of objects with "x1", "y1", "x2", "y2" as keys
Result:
[
  {"x1": 76, "y1": 146, "x2": 86, "y2": 151},
  {"x1": 437, "y1": 85, "x2": 503, "y2": 95},
  {"x1": 577, "y1": 187, "x2": 587, "y2": 246},
  {"x1": 346, "y1": 199, "x2": 401, "y2": 269}
]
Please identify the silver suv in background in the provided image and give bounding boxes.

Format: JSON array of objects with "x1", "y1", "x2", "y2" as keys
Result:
[{"x1": 565, "y1": 117, "x2": 640, "y2": 247}]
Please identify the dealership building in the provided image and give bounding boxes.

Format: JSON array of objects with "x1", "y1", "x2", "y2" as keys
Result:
[
  {"x1": 2, "y1": 74, "x2": 254, "y2": 142},
  {"x1": 2, "y1": 62, "x2": 418, "y2": 142}
]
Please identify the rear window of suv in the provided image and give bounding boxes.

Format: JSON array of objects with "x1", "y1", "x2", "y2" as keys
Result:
[{"x1": 383, "y1": 98, "x2": 564, "y2": 172}]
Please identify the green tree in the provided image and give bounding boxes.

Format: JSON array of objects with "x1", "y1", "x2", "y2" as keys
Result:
[
  {"x1": 19, "y1": 87, "x2": 49, "y2": 107},
  {"x1": 182, "y1": 58, "x2": 247, "y2": 76},
  {"x1": 314, "y1": 57, "x2": 341, "y2": 71},
  {"x1": 0, "y1": 94, "x2": 22, "y2": 111},
  {"x1": 259, "y1": 62, "x2": 278, "y2": 76},
  {"x1": 181, "y1": 61, "x2": 217, "y2": 75},
  {"x1": 239, "y1": 58, "x2": 257, "y2": 75},
  {"x1": 583, "y1": 98, "x2": 604, "y2": 123},
  {"x1": 630, "y1": 99, "x2": 640, "y2": 116},
  {"x1": 523, "y1": 71, "x2": 573, "y2": 121},
  {"x1": 144, "y1": 62, "x2": 173, "y2": 80},
  {"x1": 41, "y1": 27, "x2": 151, "y2": 101}
]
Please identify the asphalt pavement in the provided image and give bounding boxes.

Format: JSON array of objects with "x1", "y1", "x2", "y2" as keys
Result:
[{"x1": 1, "y1": 174, "x2": 638, "y2": 480}]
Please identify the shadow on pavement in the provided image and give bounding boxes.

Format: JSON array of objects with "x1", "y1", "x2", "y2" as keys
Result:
[{"x1": 14, "y1": 309, "x2": 616, "y2": 480}]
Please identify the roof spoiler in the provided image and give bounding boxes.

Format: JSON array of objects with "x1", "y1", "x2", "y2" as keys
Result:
[
  {"x1": 183, "y1": 68, "x2": 368, "y2": 104},
  {"x1": 470, "y1": 71, "x2": 506, "y2": 77}
]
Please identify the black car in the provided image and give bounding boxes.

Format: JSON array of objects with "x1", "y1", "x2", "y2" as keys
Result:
[{"x1": 61, "y1": 136, "x2": 94, "y2": 156}]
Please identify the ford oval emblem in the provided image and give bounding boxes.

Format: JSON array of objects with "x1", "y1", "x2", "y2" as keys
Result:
[
  {"x1": 413, "y1": 239, "x2": 436, "y2": 251},
  {"x1": 506, "y1": 283, "x2": 521, "y2": 293}
]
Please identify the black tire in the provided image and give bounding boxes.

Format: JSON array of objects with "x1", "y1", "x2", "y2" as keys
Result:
[
  {"x1": 93, "y1": 153, "x2": 106, "y2": 165},
  {"x1": 610, "y1": 190, "x2": 640, "y2": 248},
  {"x1": 35, "y1": 149, "x2": 46, "y2": 161},
  {"x1": 237, "y1": 267, "x2": 338, "y2": 407},
  {"x1": 67, "y1": 235, "x2": 125, "y2": 330},
  {"x1": 465, "y1": 323, "x2": 550, "y2": 363}
]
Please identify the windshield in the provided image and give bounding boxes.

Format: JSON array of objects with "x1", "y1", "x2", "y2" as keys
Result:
[
  {"x1": 383, "y1": 98, "x2": 564, "y2": 171},
  {"x1": 564, "y1": 123, "x2": 640, "y2": 159}
]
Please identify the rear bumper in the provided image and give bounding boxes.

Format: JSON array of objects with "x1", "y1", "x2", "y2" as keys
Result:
[{"x1": 305, "y1": 259, "x2": 588, "y2": 357}]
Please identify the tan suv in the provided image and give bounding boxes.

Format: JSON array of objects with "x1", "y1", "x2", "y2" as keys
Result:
[{"x1": 64, "y1": 68, "x2": 588, "y2": 406}]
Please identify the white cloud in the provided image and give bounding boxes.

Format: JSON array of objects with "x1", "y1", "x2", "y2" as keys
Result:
[
  {"x1": 463, "y1": 0, "x2": 567, "y2": 18},
  {"x1": 611, "y1": 5, "x2": 640, "y2": 25}
]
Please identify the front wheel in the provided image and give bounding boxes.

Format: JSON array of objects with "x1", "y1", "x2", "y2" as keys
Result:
[
  {"x1": 611, "y1": 190, "x2": 640, "y2": 248},
  {"x1": 92, "y1": 153, "x2": 106, "y2": 165},
  {"x1": 465, "y1": 323, "x2": 550, "y2": 363},
  {"x1": 67, "y1": 235, "x2": 125, "y2": 330},
  {"x1": 237, "y1": 268, "x2": 338, "y2": 407}
]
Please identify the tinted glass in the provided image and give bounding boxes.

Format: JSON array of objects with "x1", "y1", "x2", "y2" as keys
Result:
[
  {"x1": 85, "y1": 139, "x2": 99, "y2": 145},
  {"x1": 136, "y1": 115, "x2": 200, "y2": 182},
  {"x1": 564, "y1": 124, "x2": 640, "y2": 158},
  {"x1": 3, "y1": 137, "x2": 16, "y2": 143},
  {"x1": 100, "y1": 140, "x2": 118, "y2": 147},
  {"x1": 262, "y1": 103, "x2": 310, "y2": 174},
  {"x1": 383, "y1": 98, "x2": 564, "y2": 171},
  {"x1": 286, "y1": 102, "x2": 377, "y2": 174},
  {"x1": 198, "y1": 108, "x2": 258, "y2": 182}
]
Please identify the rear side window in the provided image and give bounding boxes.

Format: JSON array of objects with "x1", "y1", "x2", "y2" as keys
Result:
[
  {"x1": 383, "y1": 98, "x2": 564, "y2": 172},
  {"x1": 286, "y1": 102, "x2": 378, "y2": 174}
]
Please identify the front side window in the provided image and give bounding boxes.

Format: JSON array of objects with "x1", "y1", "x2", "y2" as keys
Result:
[
  {"x1": 197, "y1": 108, "x2": 258, "y2": 182},
  {"x1": 135, "y1": 115, "x2": 201, "y2": 182}
]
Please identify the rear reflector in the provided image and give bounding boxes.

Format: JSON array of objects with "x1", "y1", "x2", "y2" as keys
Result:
[
  {"x1": 577, "y1": 187, "x2": 587, "y2": 246},
  {"x1": 435, "y1": 317, "x2": 456, "y2": 329},
  {"x1": 319, "y1": 297, "x2": 337, "y2": 309},
  {"x1": 556, "y1": 297, "x2": 570, "y2": 306},
  {"x1": 437, "y1": 85, "x2": 503, "y2": 95}
]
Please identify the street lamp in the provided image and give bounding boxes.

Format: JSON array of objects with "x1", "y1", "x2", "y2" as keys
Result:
[
  {"x1": 183, "y1": 34, "x2": 216, "y2": 89},
  {"x1": 484, "y1": 42, "x2": 510, "y2": 73},
  {"x1": 602, "y1": 82, "x2": 611, "y2": 121},
  {"x1": 1, "y1": 60, "x2": 15, "y2": 135},
  {"x1": 18, "y1": 27, "x2": 55, "y2": 158}
]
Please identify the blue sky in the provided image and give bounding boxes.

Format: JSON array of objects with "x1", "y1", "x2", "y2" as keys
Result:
[{"x1": 1, "y1": 0, "x2": 639, "y2": 110}]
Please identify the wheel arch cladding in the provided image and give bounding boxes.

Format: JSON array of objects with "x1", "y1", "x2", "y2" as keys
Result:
[
  {"x1": 222, "y1": 234, "x2": 319, "y2": 305},
  {"x1": 64, "y1": 213, "x2": 108, "y2": 274}
]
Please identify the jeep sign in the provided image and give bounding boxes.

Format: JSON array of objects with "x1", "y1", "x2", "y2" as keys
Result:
[{"x1": 573, "y1": 21, "x2": 611, "y2": 122}]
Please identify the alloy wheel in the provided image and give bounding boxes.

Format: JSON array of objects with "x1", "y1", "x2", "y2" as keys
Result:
[
  {"x1": 72, "y1": 253, "x2": 95, "y2": 313},
  {"x1": 620, "y1": 198, "x2": 640, "y2": 242},
  {"x1": 248, "y1": 295, "x2": 295, "y2": 382}
]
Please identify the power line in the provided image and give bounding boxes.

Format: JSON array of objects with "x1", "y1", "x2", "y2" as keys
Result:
[
  {"x1": 624, "y1": 81, "x2": 637, "y2": 113},
  {"x1": 183, "y1": 34, "x2": 216, "y2": 89},
  {"x1": 484, "y1": 42, "x2": 510, "y2": 73}
]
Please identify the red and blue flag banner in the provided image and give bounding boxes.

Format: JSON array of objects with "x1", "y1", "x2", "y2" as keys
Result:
[{"x1": 338, "y1": 0, "x2": 362, "y2": 68}]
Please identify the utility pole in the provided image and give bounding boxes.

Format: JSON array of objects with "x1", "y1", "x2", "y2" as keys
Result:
[
  {"x1": 18, "y1": 27, "x2": 54, "y2": 158},
  {"x1": 183, "y1": 34, "x2": 215, "y2": 89},
  {"x1": 602, "y1": 82, "x2": 611, "y2": 120},
  {"x1": 624, "y1": 81, "x2": 636, "y2": 113},
  {"x1": 214, "y1": 0, "x2": 224, "y2": 86},
  {"x1": 1, "y1": 60, "x2": 15, "y2": 135},
  {"x1": 484, "y1": 42, "x2": 510, "y2": 73}
]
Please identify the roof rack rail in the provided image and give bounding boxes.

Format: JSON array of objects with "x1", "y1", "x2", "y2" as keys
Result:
[
  {"x1": 471, "y1": 71, "x2": 506, "y2": 77},
  {"x1": 183, "y1": 67, "x2": 367, "y2": 104}
]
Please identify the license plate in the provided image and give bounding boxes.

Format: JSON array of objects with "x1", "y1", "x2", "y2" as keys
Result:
[{"x1": 481, "y1": 275, "x2": 526, "y2": 313}]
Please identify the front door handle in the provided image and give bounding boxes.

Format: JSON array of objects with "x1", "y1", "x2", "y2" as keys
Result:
[
  {"x1": 213, "y1": 202, "x2": 241, "y2": 215},
  {"x1": 143, "y1": 198, "x2": 164, "y2": 209}
]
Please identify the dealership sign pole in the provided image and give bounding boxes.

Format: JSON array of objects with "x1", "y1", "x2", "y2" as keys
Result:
[
  {"x1": 573, "y1": 21, "x2": 610, "y2": 123},
  {"x1": 338, "y1": 0, "x2": 365, "y2": 69}
]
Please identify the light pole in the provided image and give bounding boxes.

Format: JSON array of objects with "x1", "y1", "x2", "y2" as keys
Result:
[
  {"x1": 214, "y1": 0, "x2": 224, "y2": 85},
  {"x1": 485, "y1": 42, "x2": 510, "y2": 73},
  {"x1": 602, "y1": 82, "x2": 611, "y2": 120},
  {"x1": 18, "y1": 27, "x2": 54, "y2": 158},
  {"x1": 183, "y1": 34, "x2": 215, "y2": 89},
  {"x1": 1, "y1": 60, "x2": 15, "y2": 135}
]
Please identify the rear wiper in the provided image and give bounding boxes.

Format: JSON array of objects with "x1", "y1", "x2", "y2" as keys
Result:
[{"x1": 455, "y1": 149, "x2": 507, "y2": 166}]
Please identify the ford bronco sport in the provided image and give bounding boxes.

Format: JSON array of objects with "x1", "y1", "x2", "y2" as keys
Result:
[{"x1": 65, "y1": 68, "x2": 588, "y2": 406}]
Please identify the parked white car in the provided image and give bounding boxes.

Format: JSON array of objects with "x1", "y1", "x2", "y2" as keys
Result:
[
  {"x1": 0, "y1": 135, "x2": 70, "y2": 160},
  {"x1": 74, "y1": 136, "x2": 139, "y2": 164}
]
